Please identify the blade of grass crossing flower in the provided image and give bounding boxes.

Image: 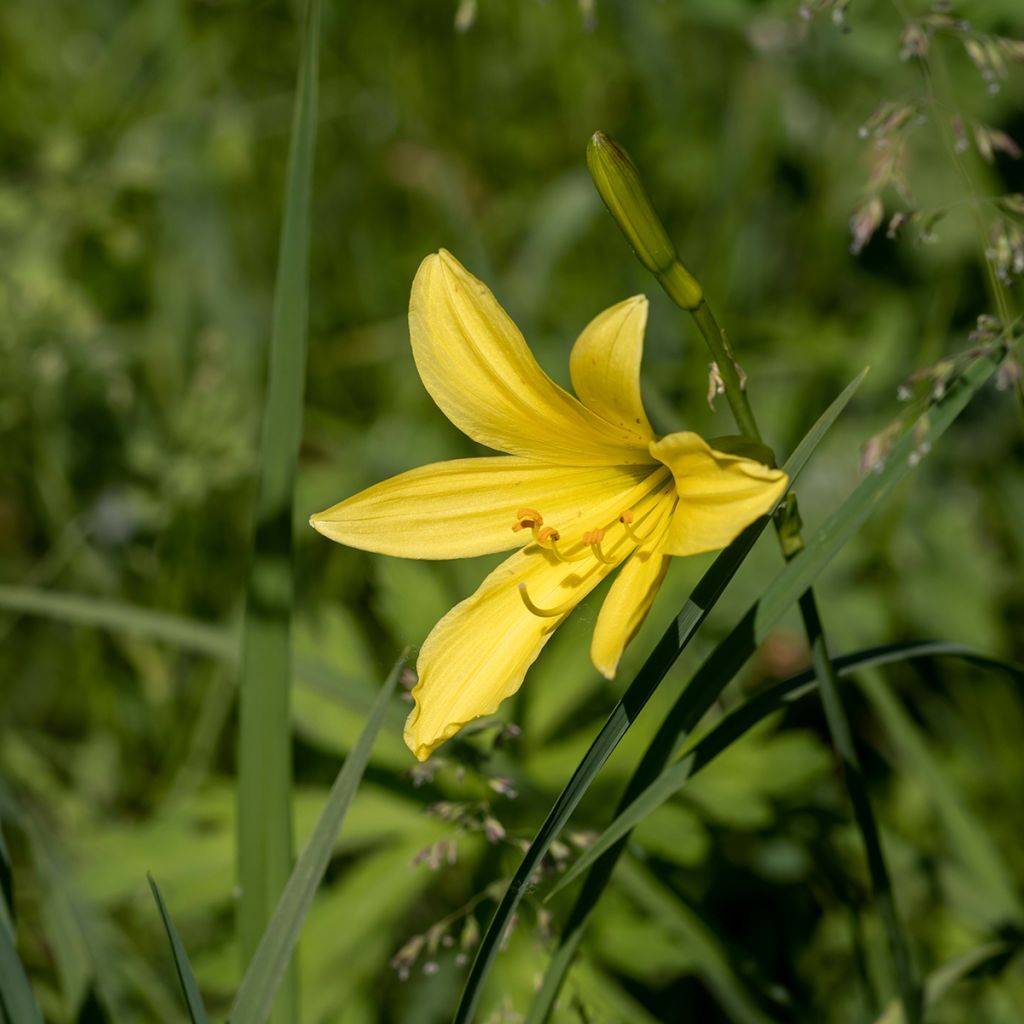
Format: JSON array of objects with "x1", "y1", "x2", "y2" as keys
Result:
[
  {"x1": 147, "y1": 875, "x2": 210, "y2": 1024},
  {"x1": 228, "y1": 652, "x2": 407, "y2": 1024},
  {"x1": 453, "y1": 371, "x2": 868, "y2": 1024},
  {"x1": 548, "y1": 643, "x2": 1024, "y2": 898},
  {"x1": 524, "y1": 350, "x2": 1002, "y2": 1024},
  {"x1": 236, "y1": 1, "x2": 320, "y2": 1021}
]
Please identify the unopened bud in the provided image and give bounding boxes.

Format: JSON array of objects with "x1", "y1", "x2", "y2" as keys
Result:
[{"x1": 587, "y1": 131, "x2": 703, "y2": 310}]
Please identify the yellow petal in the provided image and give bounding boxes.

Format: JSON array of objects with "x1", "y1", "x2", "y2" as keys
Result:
[
  {"x1": 650, "y1": 432, "x2": 788, "y2": 557},
  {"x1": 404, "y1": 545, "x2": 617, "y2": 760},
  {"x1": 310, "y1": 459, "x2": 655, "y2": 559},
  {"x1": 569, "y1": 295, "x2": 655, "y2": 442},
  {"x1": 591, "y1": 543, "x2": 671, "y2": 679},
  {"x1": 409, "y1": 251, "x2": 654, "y2": 465}
]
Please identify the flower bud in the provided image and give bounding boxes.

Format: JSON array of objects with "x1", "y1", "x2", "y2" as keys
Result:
[{"x1": 587, "y1": 131, "x2": 703, "y2": 310}]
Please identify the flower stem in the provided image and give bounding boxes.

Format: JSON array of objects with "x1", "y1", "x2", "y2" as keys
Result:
[
  {"x1": 590, "y1": 130, "x2": 922, "y2": 1024},
  {"x1": 689, "y1": 300, "x2": 762, "y2": 442}
]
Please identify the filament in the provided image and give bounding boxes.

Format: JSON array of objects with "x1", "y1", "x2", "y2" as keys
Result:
[{"x1": 517, "y1": 583, "x2": 579, "y2": 618}]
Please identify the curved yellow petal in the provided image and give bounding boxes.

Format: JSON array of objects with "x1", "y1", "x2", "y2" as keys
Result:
[
  {"x1": 569, "y1": 295, "x2": 655, "y2": 442},
  {"x1": 650, "y1": 432, "x2": 788, "y2": 557},
  {"x1": 409, "y1": 251, "x2": 654, "y2": 465},
  {"x1": 591, "y1": 542, "x2": 671, "y2": 679},
  {"x1": 404, "y1": 545, "x2": 618, "y2": 760},
  {"x1": 310, "y1": 459, "x2": 655, "y2": 559}
]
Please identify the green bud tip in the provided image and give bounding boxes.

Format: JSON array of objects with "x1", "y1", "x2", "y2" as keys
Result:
[{"x1": 587, "y1": 131, "x2": 703, "y2": 311}]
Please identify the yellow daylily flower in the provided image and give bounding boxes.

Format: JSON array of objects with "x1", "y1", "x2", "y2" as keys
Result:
[{"x1": 311, "y1": 250, "x2": 788, "y2": 761}]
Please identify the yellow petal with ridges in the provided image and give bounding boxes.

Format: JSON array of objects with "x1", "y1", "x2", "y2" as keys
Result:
[
  {"x1": 404, "y1": 544, "x2": 618, "y2": 761},
  {"x1": 569, "y1": 295, "x2": 654, "y2": 442},
  {"x1": 650, "y1": 432, "x2": 788, "y2": 557},
  {"x1": 310, "y1": 458, "x2": 655, "y2": 559},
  {"x1": 591, "y1": 541, "x2": 672, "y2": 679},
  {"x1": 409, "y1": 251, "x2": 654, "y2": 465}
]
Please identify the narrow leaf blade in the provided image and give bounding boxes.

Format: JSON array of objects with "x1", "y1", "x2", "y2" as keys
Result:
[
  {"x1": 453, "y1": 368, "x2": 870, "y2": 1023},
  {"x1": 236, "y1": 3, "x2": 321, "y2": 1021},
  {"x1": 147, "y1": 875, "x2": 210, "y2": 1024},
  {"x1": 228, "y1": 652, "x2": 407, "y2": 1024}
]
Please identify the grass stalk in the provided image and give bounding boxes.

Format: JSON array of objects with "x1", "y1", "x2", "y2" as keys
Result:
[{"x1": 236, "y1": 1, "x2": 321, "y2": 1020}]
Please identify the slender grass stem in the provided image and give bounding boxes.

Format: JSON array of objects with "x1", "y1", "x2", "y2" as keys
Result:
[{"x1": 686, "y1": 288, "x2": 923, "y2": 1024}]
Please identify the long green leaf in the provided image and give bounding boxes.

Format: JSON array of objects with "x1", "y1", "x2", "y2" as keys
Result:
[
  {"x1": 873, "y1": 941, "x2": 1019, "y2": 1024},
  {"x1": 228, "y1": 652, "x2": 407, "y2": 1024},
  {"x1": 548, "y1": 643, "x2": 1024, "y2": 896},
  {"x1": 236, "y1": 3, "x2": 320, "y2": 1022},
  {"x1": 800, "y1": 590, "x2": 919, "y2": 1023},
  {"x1": 616, "y1": 858, "x2": 777, "y2": 1024},
  {"x1": 147, "y1": 875, "x2": 210, "y2": 1024},
  {"x1": 452, "y1": 368, "x2": 868, "y2": 1023},
  {"x1": 0, "y1": 585, "x2": 233, "y2": 660},
  {"x1": 0, "y1": 912, "x2": 43, "y2": 1024},
  {"x1": 520, "y1": 348, "x2": 1002, "y2": 1024},
  {"x1": 859, "y1": 667, "x2": 1024, "y2": 923},
  {"x1": 0, "y1": 585, "x2": 377, "y2": 721}
]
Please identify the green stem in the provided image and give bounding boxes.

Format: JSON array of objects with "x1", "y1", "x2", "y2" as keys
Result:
[
  {"x1": 686, "y1": 292, "x2": 921, "y2": 1023},
  {"x1": 689, "y1": 300, "x2": 761, "y2": 441}
]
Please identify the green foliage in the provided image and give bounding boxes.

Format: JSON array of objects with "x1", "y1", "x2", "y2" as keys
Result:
[{"x1": 1, "y1": 1, "x2": 1023, "y2": 1022}]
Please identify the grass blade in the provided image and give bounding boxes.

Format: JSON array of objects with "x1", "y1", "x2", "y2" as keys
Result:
[
  {"x1": 228, "y1": 651, "x2": 407, "y2": 1024},
  {"x1": 453, "y1": 369, "x2": 868, "y2": 1023},
  {"x1": 0, "y1": 924, "x2": 43, "y2": 1024},
  {"x1": 616, "y1": 858, "x2": 778, "y2": 1024},
  {"x1": 236, "y1": 2, "x2": 320, "y2": 1020},
  {"x1": 522, "y1": 348, "x2": 1002, "y2": 1024},
  {"x1": 548, "y1": 642, "x2": 1024, "y2": 897},
  {"x1": 800, "y1": 591, "x2": 920, "y2": 1023},
  {"x1": 147, "y1": 875, "x2": 210, "y2": 1024},
  {"x1": 0, "y1": 585, "x2": 233, "y2": 660},
  {"x1": 0, "y1": 817, "x2": 42, "y2": 1024},
  {"x1": 859, "y1": 666, "x2": 1024, "y2": 923},
  {"x1": 873, "y1": 941, "x2": 1020, "y2": 1024}
]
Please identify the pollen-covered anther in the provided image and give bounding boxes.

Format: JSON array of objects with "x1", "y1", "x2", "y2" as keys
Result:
[
  {"x1": 517, "y1": 582, "x2": 579, "y2": 618},
  {"x1": 619, "y1": 508, "x2": 642, "y2": 543},
  {"x1": 512, "y1": 507, "x2": 544, "y2": 537},
  {"x1": 538, "y1": 525, "x2": 589, "y2": 562},
  {"x1": 586, "y1": 527, "x2": 618, "y2": 565}
]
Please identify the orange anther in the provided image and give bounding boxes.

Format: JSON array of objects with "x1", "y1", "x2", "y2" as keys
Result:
[
  {"x1": 618, "y1": 510, "x2": 634, "y2": 524},
  {"x1": 537, "y1": 527, "x2": 561, "y2": 543},
  {"x1": 512, "y1": 506, "x2": 543, "y2": 534}
]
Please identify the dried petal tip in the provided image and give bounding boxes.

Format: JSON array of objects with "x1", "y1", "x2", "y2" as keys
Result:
[{"x1": 587, "y1": 131, "x2": 703, "y2": 310}]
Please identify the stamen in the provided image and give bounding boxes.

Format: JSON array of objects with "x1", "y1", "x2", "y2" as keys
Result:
[
  {"x1": 512, "y1": 507, "x2": 544, "y2": 538},
  {"x1": 619, "y1": 509, "x2": 643, "y2": 544},
  {"x1": 537, "y1": 526, "x2": 589, "y2": 563},
  {"x1": 586, "y1": 528, "x2": 618, "y2": 565},
  {"x1": 518, "y1": 583, "x2": 579, "y2": 618}
]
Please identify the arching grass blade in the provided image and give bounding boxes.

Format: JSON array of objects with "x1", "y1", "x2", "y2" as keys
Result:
[
  {"x1": 228, "y1": 652, "x2": 407, "y2": 1024},
  {"x1": 873, "y1": 941, "x2": 1021, "y2": 1024},
  {"x1": 522, "y1": 348, "x2": 1002, "y2": 1024},
  {"x1": 548, "y1": 642, "x2": 1024, "y2": 898},
  {"x1": 147, "y1": 875, "x2": 210, "y2": 1024},
  {"x1": 452, "y1": 369, "x2": 869, "y2": 1023}
]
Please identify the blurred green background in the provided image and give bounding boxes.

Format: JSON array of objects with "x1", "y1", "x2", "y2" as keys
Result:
[{"x1": 2, "y1": 0, "x2": 1023, "y2": 1021}]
